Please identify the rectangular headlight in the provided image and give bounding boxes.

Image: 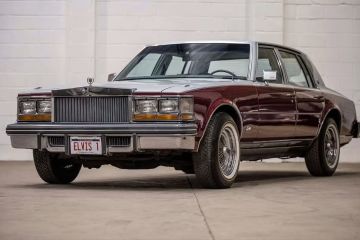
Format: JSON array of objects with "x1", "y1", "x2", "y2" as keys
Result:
[
  {"x1": 37, "y1": 100, "x2": 52, "y2": 113},
  {"x1": 18, "y1": 97, "x2": 52, "y2": 122},
  {"x1": 159, "y1": 99, "x2": 178, "y2": 113},
  {"x1": 19, "y1": 101, "x2": 36, "y2": 115},
  {"x1": 135, "y1": 99, "x2": 157, "y2": 113},
  {"x1": 133, "y1": 96, "x2": 194, "y2": 121}
]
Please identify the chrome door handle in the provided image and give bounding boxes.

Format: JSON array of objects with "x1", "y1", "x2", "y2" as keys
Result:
[{"x1": 314, "y1": 96, "x2": 324, "y2": 100}]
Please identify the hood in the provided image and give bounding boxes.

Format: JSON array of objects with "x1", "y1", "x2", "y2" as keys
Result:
[{"x1": 19, "y1": 78, "x2": 252, "y2": 96}]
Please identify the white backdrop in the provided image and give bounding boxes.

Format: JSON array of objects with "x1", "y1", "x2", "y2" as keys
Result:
[{"x1": 0, "y1": 0, "x2": 359, "y2": 160}]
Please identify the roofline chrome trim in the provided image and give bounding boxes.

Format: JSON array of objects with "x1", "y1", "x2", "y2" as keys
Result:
[
  {"x1": 146, "y1": 40, "x2": 302, "y2": 54},
  {"x1": 148, "y1": 40, "x2": 255, "y2": 47}
]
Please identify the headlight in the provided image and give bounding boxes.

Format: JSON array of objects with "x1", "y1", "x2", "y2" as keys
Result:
[
  {"x1": 18, "y1": 97, "x2": 51, "y2": 122},
  {"x1": 135, "y1": 99, "x2": 157, "y2": 113},
  {"x1": 37, "y1": 100, "x2": 52, "y2": 113},
  {"x1": 159, "y1": 99, "x2": 178, "y2": 113},
  {"x1": 19, "y1": 101, "x2": 36, "y2": 114},
  {"x1": 133, "y1": 96, "x2": 194, "y2": 121}
]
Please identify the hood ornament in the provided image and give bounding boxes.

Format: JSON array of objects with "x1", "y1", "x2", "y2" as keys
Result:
[
  {"x1": 79, "y1": 77, "x2": 94, "y2": 96},
  {"x1": 87, "y1": 77, "x2": 94, "y2": 86}
]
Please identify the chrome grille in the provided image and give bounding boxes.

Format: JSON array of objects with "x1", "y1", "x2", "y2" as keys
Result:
[
  {"x1": 54, "y1": 97, "x2": 129, "y2": 123},
  {"x1": 106, "y1": 136, "x2": 131, "y2": 147},
  {"x1": 48, "y1": 136, "x2": 65, "y2": 147}
]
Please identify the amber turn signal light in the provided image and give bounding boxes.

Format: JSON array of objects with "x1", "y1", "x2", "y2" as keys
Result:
[
  {"x1": 18, "y1": 114, "x2": 51, "y2": 122},
  {"x1": 133, "y1": 113, "x2": 183, "y2": 121}
]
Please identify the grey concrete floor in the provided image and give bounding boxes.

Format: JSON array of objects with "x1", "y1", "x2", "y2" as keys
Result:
[{"x1": 0, "y1": 161, "x2": 360, "y2": 240}]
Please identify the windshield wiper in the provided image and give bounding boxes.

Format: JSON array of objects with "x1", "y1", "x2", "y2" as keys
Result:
[{"x1": 208, "y1": 75, "x2": 247, "y2": 80}]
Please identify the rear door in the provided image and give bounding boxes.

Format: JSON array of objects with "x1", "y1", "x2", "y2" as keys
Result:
[
  {"x1": 277, "y1": 50, "x2": 324, "y2": 138},
  {"x1": 255, "y1": 46, "x2": 296, "y2": 141}
]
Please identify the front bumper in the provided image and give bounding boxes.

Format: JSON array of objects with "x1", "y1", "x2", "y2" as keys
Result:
[{"x1": 6, "y1": 122, "x2": 197, "y2": 154}]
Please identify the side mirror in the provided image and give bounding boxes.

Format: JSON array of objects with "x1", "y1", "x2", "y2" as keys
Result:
[
  {"x1": 108, "y1": 73, "x2": 116, "y2": 82},
  {"x1": 263, "y1": 70, "x2": 277, "y2": 81}
]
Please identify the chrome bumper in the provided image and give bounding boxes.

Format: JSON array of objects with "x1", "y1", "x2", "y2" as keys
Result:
[{"x1": 6, "y1": 122, "x2": 197, "y2": 154}]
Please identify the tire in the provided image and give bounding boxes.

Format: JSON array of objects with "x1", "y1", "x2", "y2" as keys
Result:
[
  {"x1": 193, "y1": 112, "x2": 240, "y2": 188},
  {"x1": 305, "y1": 119, "x2": 340, "y2": 176},
  {"x1": 33, "y1": 150, "x2": 81, "y2": 184}
]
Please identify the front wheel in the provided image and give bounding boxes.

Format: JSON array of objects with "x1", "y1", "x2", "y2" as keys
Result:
[
  {"x1": 305, "y1": 119, "x2": 340, "y2": 176},
  {"x1": 33, "y1": 150, "x2": 81, "y2": 184},
  {"x1": 193, "y1": 112, "x2": 240, "y2": 188}
]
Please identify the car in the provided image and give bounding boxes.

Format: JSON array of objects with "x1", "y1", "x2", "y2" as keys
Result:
[{"x1": 6, "y1": 41, "x2": 359, "y2": 188}]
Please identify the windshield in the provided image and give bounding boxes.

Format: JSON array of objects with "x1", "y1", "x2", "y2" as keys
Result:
[{"x1": 115, "y1": 43, "x2": 250, "y2": 81}]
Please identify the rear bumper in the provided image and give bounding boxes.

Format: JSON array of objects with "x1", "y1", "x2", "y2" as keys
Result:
[{"x1": 6, "y1": 122, "x2": 197, "y2": 153}]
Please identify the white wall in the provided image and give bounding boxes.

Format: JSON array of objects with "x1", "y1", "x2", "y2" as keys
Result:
[{"x1": 0, "y1": 0, "x2": 359, "y2": 160}]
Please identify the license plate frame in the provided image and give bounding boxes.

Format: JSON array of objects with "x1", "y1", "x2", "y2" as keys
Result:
[{"x1": 70, "y1": 136, "x2": 103, "y2": 155}]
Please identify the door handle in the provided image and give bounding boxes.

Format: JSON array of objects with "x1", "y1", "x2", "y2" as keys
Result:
[
  {"x1": 314, "y1": 95, "x2": 324, "y2": 100},
  {"x1": 285, "y1": 93, "x2": 295, "y2": 97}
]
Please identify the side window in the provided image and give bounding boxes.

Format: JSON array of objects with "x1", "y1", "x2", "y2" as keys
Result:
[
  {"x1": 256, "y1": 47, "x2": 283, "y2": 84},
  {"x1": 279, "y1": 51, "x2": 310, "y2": 88},
  {"x1": 208, "y1": 59, "x2": 249, "y2": 77}
]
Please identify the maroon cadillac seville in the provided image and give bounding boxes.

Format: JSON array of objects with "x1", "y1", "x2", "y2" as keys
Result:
[{"x1": 6, "y1": 41, "x2": 359, "y2": 188}]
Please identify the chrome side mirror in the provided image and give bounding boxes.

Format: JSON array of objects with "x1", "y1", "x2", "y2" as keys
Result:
[{"x1": 107, "y1": 73, "x2": 116, "y2": 82}]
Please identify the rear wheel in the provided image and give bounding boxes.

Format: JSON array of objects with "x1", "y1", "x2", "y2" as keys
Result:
[
  {"x1": 193, "y1": 112, "x2": 240, "y2": 188},
  {"x1": 33, "y1": 150, "x2": 81, "y2": 184},
  {"x1": 305, "y1": 119, "x2": 340, "y2": 176}
]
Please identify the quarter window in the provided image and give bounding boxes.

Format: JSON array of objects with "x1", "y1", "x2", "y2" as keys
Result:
[
  {"x1": 279, "y1": 51, "x2": 310, "y2": 88},
  {"x1": 256, "y1": 47, "x2": 283, "y2": 84}
]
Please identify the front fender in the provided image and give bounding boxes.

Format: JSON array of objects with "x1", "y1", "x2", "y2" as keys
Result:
[{"x1": 194, "y1": 98, "x2": 242, "y2": 150}]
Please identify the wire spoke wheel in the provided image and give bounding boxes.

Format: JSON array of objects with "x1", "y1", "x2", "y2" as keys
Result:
[
  {"x1": 324, "y1": 125, "x2": 339, "y2": 169},
  {"x1": 193, "y1": 113, "x2": 241, "y2": 188},
  {"x1": 217, "y1": 122, "x2": 240, "y2": 180},
  {"x1": 305, "y1": 119, "x2": 340, "y2": 177}
]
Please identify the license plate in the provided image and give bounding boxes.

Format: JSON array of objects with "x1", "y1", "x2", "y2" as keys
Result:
[{"x1": 70, "y1": 136, "x2": 102, "y2": 155}]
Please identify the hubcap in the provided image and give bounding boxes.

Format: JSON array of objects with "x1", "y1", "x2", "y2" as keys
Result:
[
  {"x1": 324, "y1": 125, "x2": 339, "y2": 169},
  {"x1": 218, "y1": 123, "x2": 240, "y2": 179}
]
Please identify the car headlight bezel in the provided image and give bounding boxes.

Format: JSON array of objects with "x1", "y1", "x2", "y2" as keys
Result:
[
  {"x1": 134, "y1": 98, "x2": 158, "y2": 114},
  {"x1": 133, "y1": 96, "x2": 194, "y2": 121},
  {"x1": 37, "y1": 100, "x2": 52, "y2": 114},
  {"x1": 159, "y1": 98, "x2": 179, "y2": 113},
  {"x1": 19, "y1": 101, "x2": 37, "y2": 115},
  {"x1": 18, "y1": 97, "x2": 52, "y2": 122}
]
